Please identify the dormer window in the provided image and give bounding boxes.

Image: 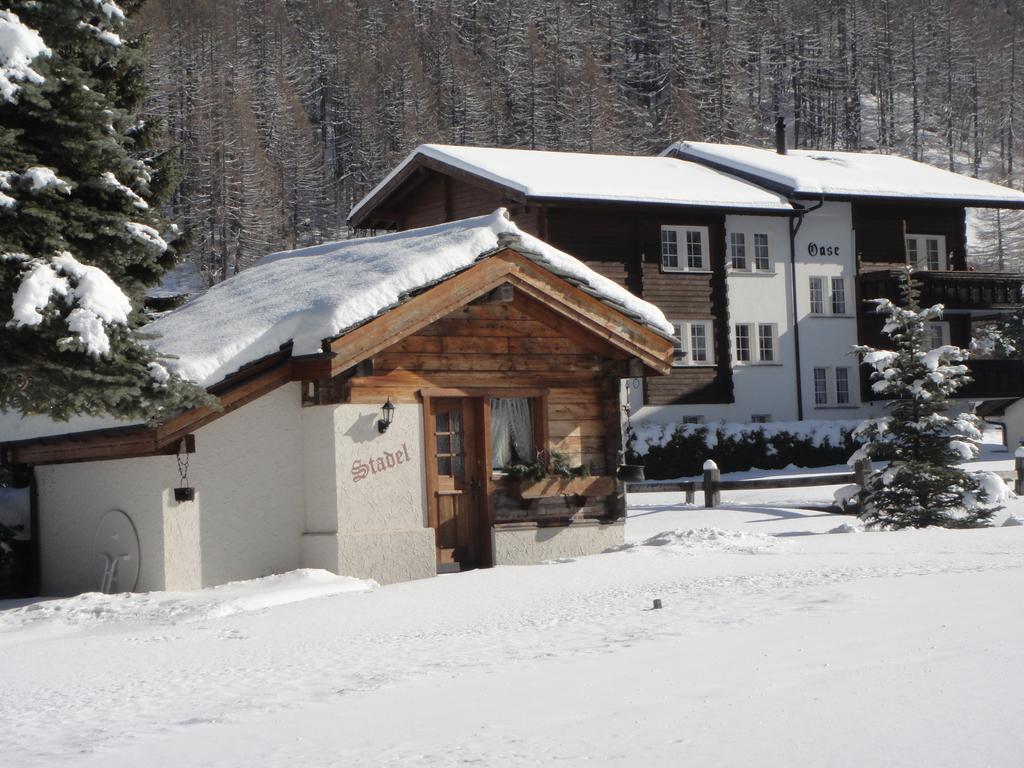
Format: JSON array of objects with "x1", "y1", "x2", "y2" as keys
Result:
[{"x1": 662, "y1": 226, "x2": 709, "y2": 272}]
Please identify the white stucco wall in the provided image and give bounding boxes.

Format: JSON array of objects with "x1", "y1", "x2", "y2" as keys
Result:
[
  {"x1": 36, "y1": 455, "x2": 175, "y2": 595},
  {"x1": 298, "y1": 402, "x2": 435, "y2": 584},
  {"x1": 492, "y1": 520, "x2": 624, "y2": 565},
  {"x1": 794, "y1": 202, "x2": 865, "y2": 417},
  {"x1": 34, "y1": 389, "x2": 438, "y2": 595},
  {"x1": 332, "y1": 403, "x2": 428, "y2": 533},
  {"x1": 184, "y1": 382, "x2": 306, "y2": 587},
  {"x1": 724, "y1": 214, "x2": 800, "y2": 422}
]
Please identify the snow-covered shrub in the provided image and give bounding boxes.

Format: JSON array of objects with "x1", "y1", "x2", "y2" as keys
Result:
[{"x1": 853, "y1": 269, "x2": 1002, "y2": 529}]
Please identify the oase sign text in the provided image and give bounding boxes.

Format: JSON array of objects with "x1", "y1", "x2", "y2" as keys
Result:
[
  {"x1": 807, "y1": 242, "x2": 841, "y2": 257},
  {"x1": 351, "y1": 443, "x2": 413, "y2": 483}
]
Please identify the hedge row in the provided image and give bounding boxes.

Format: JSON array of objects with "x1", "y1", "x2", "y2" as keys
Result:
[{"x1": 627, "y1": 424, "x2": 861, "y2": 480}]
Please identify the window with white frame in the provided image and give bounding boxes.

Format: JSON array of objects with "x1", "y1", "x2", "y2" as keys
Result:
[
  {"x1": 926, "y1": 321, "x2": 950, "y2": 350},
  {"x1": 809, "y1": 276, "x2": 825, "y2": 314},
  {"x1": 750, "y1": 414, "x2": 771, "y2": 424},
  {"x1": 830, "y1": 277, "x2": 847, "y2": 315},
  {"x1": 734, "y1": 323, "x2": 751, "y2": 362},
  {"x1": 671, "y1": 320, "x2": 715, "y2": 366},
  {"x1": 813, "y1": 367, "x2": 829, "y2": 406},
  {"x1": 730, "y1": 232, "x2": 747, "y2": 270},
  {"x1": 728, "y1": 230, "x2": 772, "y2": 272},
  {"x1": 662, "y1": 226, "x2": 709, "y2": 271},
  {"x1": 753, "y1": 233, "x2": 771, "y2": 271},
  {"x1": 690, "y1": 322, "x2": 710, "y2": 363},
  {"x1": 813, "y1": 367, "x2": 855, "y2": 407},
  {"x1": 810, "y1": 276, "x2": 849, "y2": 316},
  {"x1": 905, "y1": 234, "x2": 947, "y2": 271},
  {"x1": 757, "y1": 323, "x2": 776, "y2": 362},
  {"x1": 661, "y1": 228, "x2": 680, "y2": 269},
  {"x1": 835, "y1": 367, "x2": 851, "y2": 405},
  {"x1": 735, "y1": 323, "x2": 777, "y2": 364}
]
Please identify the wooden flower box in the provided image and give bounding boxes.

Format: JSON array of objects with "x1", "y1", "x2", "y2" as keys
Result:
[{"x1": 509, "y1": 475, "x2": 617, "y2": 501}]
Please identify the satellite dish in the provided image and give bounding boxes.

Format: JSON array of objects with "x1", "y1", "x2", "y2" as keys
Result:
[{"x1": 93, "y1": 509, "x2": 140, "y2": 593}]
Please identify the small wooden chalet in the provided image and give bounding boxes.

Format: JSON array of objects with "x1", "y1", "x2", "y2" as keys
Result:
[{"x1": 0, "y1": 211, "x2": 673, "y2": 595}]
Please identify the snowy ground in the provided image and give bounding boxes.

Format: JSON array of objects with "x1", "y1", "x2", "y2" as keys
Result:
[{"x1": 4, "y1": 475, "x2": 1024, "y2": 766}]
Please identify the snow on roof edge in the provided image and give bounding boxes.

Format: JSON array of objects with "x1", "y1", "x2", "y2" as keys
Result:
[
  {"x1": 348, "y1": 144, "x2": 795, "y2": 223},
  {"x1": 677, "y1": 141, "x2": 1024, "y2": 205}
]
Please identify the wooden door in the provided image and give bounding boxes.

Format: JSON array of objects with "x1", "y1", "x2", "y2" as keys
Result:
[{"x1": 427, "y1": 398, "x2": 485, "y2": 570}]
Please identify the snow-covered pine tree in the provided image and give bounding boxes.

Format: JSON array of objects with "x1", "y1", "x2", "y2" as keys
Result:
[
  {"x1": 0, "y1": 1, "x2": 210, "y2": 421},
  {"x1": 853, "y1": 269, "x2": 1001, "y2": 529}
]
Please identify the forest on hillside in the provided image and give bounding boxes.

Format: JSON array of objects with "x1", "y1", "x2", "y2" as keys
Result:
[{"x1": 136, "y1": 0, "x2": 1024, "y2": 280}]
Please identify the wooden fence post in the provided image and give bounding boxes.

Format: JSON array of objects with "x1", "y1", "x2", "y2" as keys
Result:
[
  {"x1": 1015, "y1": 446, "x2": 1024, "y2": 496},
  {"x1": 685, "y1": 486, "x2": 695, "y2": 505},
  {"x1": 703, "y1": 459, "x2": 720, "y2": 508},
  {"x1": 853, "y1": 458, "x2": 873, "y2": 515},
  {"x1": 853, "y1": 458, "x2": 872, "y2": 491}
]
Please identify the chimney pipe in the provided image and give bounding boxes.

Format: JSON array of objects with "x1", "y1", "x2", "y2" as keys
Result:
[{"x1": 775, "y1": 116, "x2": 787, "y2": 155}]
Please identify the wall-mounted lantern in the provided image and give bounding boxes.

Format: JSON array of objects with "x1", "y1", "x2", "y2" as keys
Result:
[{"x1": 378, "y1": 398, "x2": 396, "y2": 434}]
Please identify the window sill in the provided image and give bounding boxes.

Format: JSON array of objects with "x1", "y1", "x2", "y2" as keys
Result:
[
  {"x1": 808, "y1": 313, "x2": 854, "y2": 319},
  {"x1": 813, "y1": 405, "x2": 860, "y2": 410},
  {"x1": 729, "y1": 269, "x2": 777, "y2": 277},
  {"x1": 662, "y1": 267, "x2": 712, "y2": 274},
  {"x1": 735, "y1": 362, "x2": 784, "y2": 367},
  {"x1": 672, "y1": 362, "x2": 717, "y2": 368}
]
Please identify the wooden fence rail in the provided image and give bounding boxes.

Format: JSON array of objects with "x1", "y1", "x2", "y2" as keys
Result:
[{"x1": 626, "y1": 460, "x2": 1020, "y2": 510}]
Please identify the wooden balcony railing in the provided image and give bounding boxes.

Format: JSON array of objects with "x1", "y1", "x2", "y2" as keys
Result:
[{"x1": 858, "y1": 269, "x2": 1024, "y2": 310}]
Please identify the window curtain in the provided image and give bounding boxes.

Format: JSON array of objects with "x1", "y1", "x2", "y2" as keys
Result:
[{"x1": 491, "y1": 397, "x2": 534, "y2": 469}]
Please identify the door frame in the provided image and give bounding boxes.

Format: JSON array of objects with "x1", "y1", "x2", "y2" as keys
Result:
[{"x1": 420, "y1": 387, "x2": 549, "y2": 570}]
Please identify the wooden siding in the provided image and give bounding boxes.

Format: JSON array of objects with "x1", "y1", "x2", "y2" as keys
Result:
[
  {"x1": 397, "y1": 170, "x2": 507, "y2": 230},
  {"x1": 853, "y1": 202, "x2": 967, "y2": 269},
  {"x1": 544, "y1": 207, "x2": 733, "y2": 405},
  {"x1": 344, "y1": 300, "x2": 625, "y2": 524},
  {"x1": 543, "y1": 208, "x2": 642, "y2": 294}
]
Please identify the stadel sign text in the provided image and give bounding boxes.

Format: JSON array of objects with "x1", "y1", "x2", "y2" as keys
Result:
[{"x1": 351, "y1": 443, "x2": 413, "y2": 483}]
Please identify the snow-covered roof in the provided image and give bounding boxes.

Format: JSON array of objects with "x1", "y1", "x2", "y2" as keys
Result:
[
  {"x1": 674, "y1": 142, "x2": 1024, "y2": 206},
  {"x1": 146, "y1": 209, "x2": 674, "y2": 387},
  {"x1": 349, "y1": 144, "x2": 794, "y2": 223},
  {"x1": 1, "y1": 210, "x2": 673, "y2": 443}
]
